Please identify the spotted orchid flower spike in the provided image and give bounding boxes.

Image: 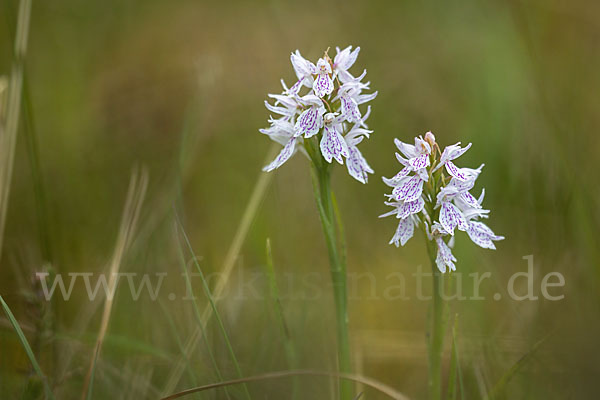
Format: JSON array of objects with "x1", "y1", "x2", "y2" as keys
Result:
[
  {"x1": 380, "y1": 132, "x2": 504, "y2": 273},
  {"x1": 260, "y1": 46, "x2": 376, "y2": 399},
  {"x1": 260, "y1": 46, "x2": 377, "y2": 184}
]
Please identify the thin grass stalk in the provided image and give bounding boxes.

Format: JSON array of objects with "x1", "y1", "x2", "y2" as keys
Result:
[
  {"x1": 162, "y1": 144, "x2": 278, "y2": 395},
  {"x1": 264, "y1": 238, "x2": 299, "y2": 400},
  {"x1": 160, "y1": 369, "x2": 410, "y2": 400},
  {"x1": 3, "y1": 0, "x2": 51, "y2": 261},
  {"x1": 0, "y1": 295, "x2": 55, "y2": 400},
  {"x1": 174, "y1": 225, "x2": 232, "y2": 400},
  {"x1": 0, "y1": 0, "x2": 32, "y2": 262},
  {"x1": 80, "y1": 167, "x2": 148, "y2": 399},
  {"x1": 22, "y1": 77, "x2": 52, "y2": 261},
  {"x1": 84, "y1": 343, "x2": 100, "y2": 400},
  {"x1": 483, "y1": 335, "x2": 547, "y2": 400},
  {"x1": 157, "y1": 300, "x2": 202, "y2": 398},
  {"x1": 176, "y1": 218, "x2": 252, "y2": 400}
]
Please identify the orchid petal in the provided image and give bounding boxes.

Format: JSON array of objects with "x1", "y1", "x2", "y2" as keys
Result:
[
  {"x1": 320, "y1": 125, "x2": 349, "y2": 164},
  {"x1": 263, "y1": 137, "x2": 297, "y2": 172},
  {"x1": 435, "y1": 237, "x2": 457, "y2": 273},
  {"x1": 382, "y1": 169, "x2": 409, "y2": 187},
  {"x1": 357, "y1": 91, "x2": 378, "y2": 105},
  {"x1": 291, "y1": 50, "x2": 316, "y2": 79},
  {"x1": 390, "y1": 217, "x2": 414, "y2": 247},
  {"x1": 409, "y1": 154, "x2": 430, "y2": 170},
  {"x1": 346, "y1": 145, "x2": 373, "y2": 184},
  {"x1": 393, "y1": 175, "x2": 424, "y2": 202},
  {"x1": 341, "y1": 94, "x2": 362, "y2": 123},
  {"x1": 394, "y1": 138, "x2": 418, "y2": 159},
  {"x1": 439, "y1": 201, "x2": 467, "y2": 235},
  {"x1": 294, "y1": 106, "x2": 324, "y2": 138},
  {"x1": 313, "y1": 73, "x2": 334, "y2": 98},
  {"x1": 335, "y1": 46, "x2": 360, "y2": 71},
  {"x1": 445, "y1": 161, "x2": 469, "y2": 181},
  {"x1": 458, "y1": 191, "x2": 481, "y2": 209}
]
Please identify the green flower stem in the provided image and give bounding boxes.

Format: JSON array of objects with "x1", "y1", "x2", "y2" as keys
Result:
[
  {"x1": 426, "y1": 240, "x2": 444, "y2": 400},
  {"x1": 307, "y1": 142, "x2": 352, "y2": 400}
]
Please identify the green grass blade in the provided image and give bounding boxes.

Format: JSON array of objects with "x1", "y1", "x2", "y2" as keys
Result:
[
  {"x1": 158, "y1": 299, "x2": 202, "y2": 399},
  {"x1": 163, "y1": 144, "x2": 277, "y2": 395},
  {"x1": 0, "y1": 0, "x2": 32, "y2": 260},
  {"x1": 54, "y1": 331, "x2": 173, "y2": 361},
  {"x1": 0, "y1": 295, "x2": 56, "y2": 400},
  {"x1": 264, "y1": 238, "x2": 298, "y2": 400},
  {"x1": 85, "y1": 343, "x2": 100, "y2": 400},
  {"x1": 22, "y1": 76, "x2": 52, "y2": 261},
  {"x1": 175, "y1": 217, "x2": 252, "y2": 400},
  {"x1": 483, "y1": 335, "x2": 547, "y2": 400},
  {"x1": 160, "y1": 369, "x2": 409, "y2": 400},
  {"x1": 174, "y1": 227, "x2": 232, "y2": 400}
]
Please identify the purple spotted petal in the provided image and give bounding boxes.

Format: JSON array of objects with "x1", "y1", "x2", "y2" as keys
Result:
[
  {"x1": 396, "y1": 166, "x2": 411, "y2": 178},
  {"x1": 320, "y1": 125, "x2": 349, "y2": 164},
  {"x1": 341, "y1": 94, "x2": 361, "y2": 123},
  {"x1": 409, "y1": 154, "x2": 430, "y2": 170},
  {"x1": 467, "y1": 221, "x2": 504, "y2": 249},
  {"x1": 397, "y1": 197, "x2": 425, "y2": 219},
  {"x1": 313, "y1": 73, "x2": 334, "y2": 98},
  {"x1": 289, "y1": 77, "x2": 305, "y2": 95},
  {"x1": 467, "y1": 222, "x2": 494, "y2": 249},
  {"x1": 390, "y1": 217, "x2": 414, "y2": 247},
  {"x1": 458, "y1": 191, "x2": 481, "y2": 209},
  {"x1": 439, "y1": 201, "x2": 467, "y2": 235},
  {"x1": 263, "y1": 137, "x2": 297, "y2": 172},
  {"x1": 445, "y1": 161, "x2": 468, "y2": 181},
  {"x1": 435, "y1": 237, "x2": 457, "y2": 273},
  {"x1": 449, "y1": 178, "x2": 475, "y2": 192},
  {"x1": 440, "y1": 142, "x2": 472, "y2": 164},
  {"x1": 392, "y1": 175, "x2": 423, "y2": 202},
  {"x1": 295, "y1": 106, "x2": 323, "y2": 138},
  {"x1": 383, "y1": 169, "x2": 409, "y2": 187},
  {"x1": 346, "y1": 145, "x2": 373, "y2": 184},
  {"x1": 447, "y1": 142, "x2": 471, "y2": 160}
]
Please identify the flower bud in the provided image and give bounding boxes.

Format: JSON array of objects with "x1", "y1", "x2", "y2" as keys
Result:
[{"x1": 425, "y1": 131, "x2": 436, "y2": 148}]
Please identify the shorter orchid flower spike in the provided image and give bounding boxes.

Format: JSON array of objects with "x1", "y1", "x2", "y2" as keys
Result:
[
  {"x1": 381, "y1": 132, "x2": 503, "y2": 273},
  {"x1": 261, "y1": 46, "x2": 377, "y2": 183}
]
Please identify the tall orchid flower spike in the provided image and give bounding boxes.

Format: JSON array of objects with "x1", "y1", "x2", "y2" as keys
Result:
[
  {"x1": 260, "y1": 46, "x2": 377, "y2": 400},
  {"x1": 261, "y1": 46, "x2": 377, "y2": 183},
  {"x1": 381, "y1": 132, "x2": 503, "y2": 268},
  {"x1": 380, "y1": 132, "x2": 503, "y2": 399}
]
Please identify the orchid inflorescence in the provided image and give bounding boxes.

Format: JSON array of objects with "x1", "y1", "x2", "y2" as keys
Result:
[
  {"x1": 380, "y1": 132, "x2": 504, "y2": 273},
  {"x1": 260, "y1": 46, "x2": 378, "y2": 183}
]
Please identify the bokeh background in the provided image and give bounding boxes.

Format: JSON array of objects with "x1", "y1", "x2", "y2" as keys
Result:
[{"x1": 1, "y1": 0, "x2": 599, "y2": 398}]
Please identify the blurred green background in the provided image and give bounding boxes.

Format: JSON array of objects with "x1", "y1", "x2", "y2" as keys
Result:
[{"x1": 1, "y1": 0, "x2": 599, "y2": 398}]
